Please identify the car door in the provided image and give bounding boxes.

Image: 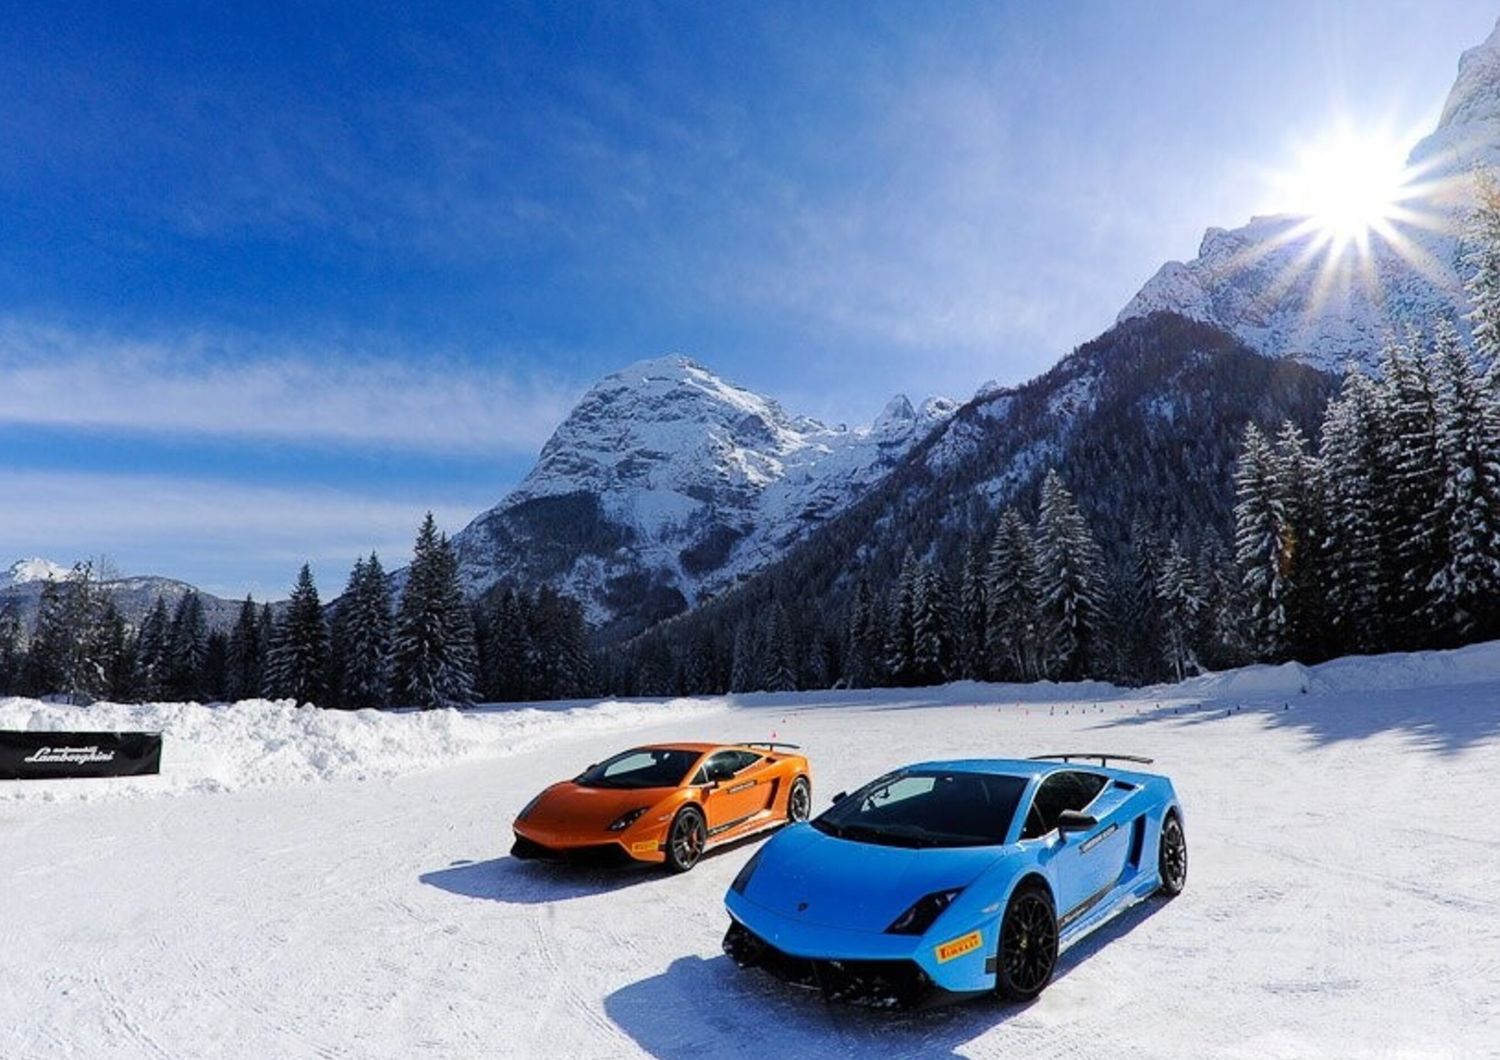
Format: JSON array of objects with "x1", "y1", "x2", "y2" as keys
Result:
[
  {"x1": 1020, "y1": 771, "x2": 1114, "y2": 919},
  {"x1": 699, "y1": 751, "x2": 769, "y2": 833}
]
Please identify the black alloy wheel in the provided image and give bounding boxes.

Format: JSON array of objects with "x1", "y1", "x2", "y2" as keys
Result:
[
  {"x1": 995, "y1": 884, "x2": 1058, "y2": 1001},
  {"x1": 787, "y1": 777, "x2": 812, "y2": 822},
  {"x1": 1157, "y1": 813, "x2": 1187, "y2": 897},
  {"x1": 665, "y1": 807, "x2": 707, "y2": 873}
]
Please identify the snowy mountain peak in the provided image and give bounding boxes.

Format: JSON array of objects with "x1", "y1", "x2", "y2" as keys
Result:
[
  {"x1": 875, "y1": 394, "x2": 915, "y2": 427},
  {"x1": 1439, "y1": 17, "x2": 1500, "y2": 131},
  {"x1": 1119, "y1": 23, "x2": 1500, "y2": 369},
  {"x1": 2, "y1": 557, "x2": 71, "y2": 587},
  {"x1": 450, "y1": 356, "x2": 955, "y2": 634}
]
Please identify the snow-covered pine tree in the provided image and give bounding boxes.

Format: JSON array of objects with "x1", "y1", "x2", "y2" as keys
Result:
[
  {"x1": 225, "y1": 596, "x2": 263, "y2": 701},
  {"x1": 485, "y1": 589, "x2": 532, "y2": 701},
  {"x1": 681, "y1": 629, "x2": 716, "y2": 695},
  {"x1": 884, "y1": 550, "x2": 920, "y2": 686},
  {"x1": 1034, "y1": 470, "x2": 1107, "y2": 681},
  {"x1": 392, "y1": 514, "x2": 477, "y2": 709},
  {"x1": 1464, "y1": 171, "x2": 1500, "y2": 365},
  {"x1": 135, "y1": 596, "x2": 172, "y2": 700},
  {"x1": 1196, "y1": 531, "x2": 1249, "y2": 670},
  {"x1": 1157, "y1": 540, "x2": 1205, "y2": 681},
  {"x1": 729, "y1": 619, "x2": 759, "y2": 693},
  {"x1": 1319, "y1": 371, "x2": 1389, "y2": 654},
  {"x1": 0, "y1": 604, "x2": 24, "y2": 695},
  {"x1": 337, "y1": 553, "x2": 394, "y2": 709},
  {"x1": 985, "y1": 508, "x2": 1041, "y2": 681},
  {"x1": 19, "y1": 577, "x2": 68, "y2": 697},
  {"x1": 166, "y1": 590, "x2": 207, "y2": 700},
  {"x1": 1233, "y1": 424, "x2": 1290, "y2": 659},
  {"x1": 1379, "y1": 334, "x2": 1445, "y2": 643},
  {"x1": 98, "y1": 601, "x2": 135, "y2": 701},
  {"x1": 957, "y1": 543, "x2": 988, "y2": 680},
  {"x1": 553, "y1": 594, "x2": 592, "y2": 698},
  {"x1": 1120, "y1": 517, "x2": 1165, "y2": 682},
  {"x1": 56, "y1": 561, "x2": 112, "y2": 701},
  {"x1": 911, "y1": 562, "x2": 954, "y2": 685},
  {"x1": 761, "y1": 601, "x2": 797, "y2": 692},
  {"x1": 843, "y1": 578, "x2": 882, "y2": 688},
  {"x1": 264, "y1": 564, "x2": 329, "y2": 705},
  {"x1": 200, "y1": 630, "x2": 229, "y2": 701},
  {"x1": 1272, "y1": 421, "x2": 1327, "y2": 658},
  {"x1": 1428, "y1": 321, "x2": 1500, "y2": 640}
]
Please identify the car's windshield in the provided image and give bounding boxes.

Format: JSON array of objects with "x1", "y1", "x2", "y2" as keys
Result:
[
  {"x1": 574, "y1": 748, "x2": 700, "y2": 790},
  {"x1": 811, "y1": 770, "x2": 1027, "y2": 848}
]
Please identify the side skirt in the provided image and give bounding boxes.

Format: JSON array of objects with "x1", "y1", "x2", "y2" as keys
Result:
[{"x1": 1057, "y1": 868, "x2": 1162, "y2": 950}]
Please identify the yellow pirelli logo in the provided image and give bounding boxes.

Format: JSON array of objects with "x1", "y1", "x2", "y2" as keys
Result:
[
  {"x1": 934, "y1": 930, "x2": 983, "y2": 964},
  {"x1": 630, "y1": 841, "x2": 658, "y2": 853}
]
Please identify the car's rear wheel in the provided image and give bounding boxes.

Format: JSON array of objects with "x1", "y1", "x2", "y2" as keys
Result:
[
  {"x1": 1157, "y1": 813, "x2": 1187, "y2": 897},
  {"x1": 664, "y1": 806, "x2": 707, "y2": 873},
  {"x1": 786, "y1": 776, "x2": 812, "y2": 822},
  {"x1": 995, "y1": 883, "x2": 1058, "y2": 1002}
]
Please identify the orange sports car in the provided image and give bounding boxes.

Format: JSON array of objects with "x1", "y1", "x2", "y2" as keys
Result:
[{"x1": 511, "y1": 742, "x2": 812, "y2": 872}]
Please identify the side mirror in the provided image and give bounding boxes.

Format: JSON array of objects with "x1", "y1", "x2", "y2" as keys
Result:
[
  {"x1": 831, "y1": 790, "x2": 848, "y2": 803},
  {"x1": 1057, "y1": 809, "x2": 1097, "y2": 834}
]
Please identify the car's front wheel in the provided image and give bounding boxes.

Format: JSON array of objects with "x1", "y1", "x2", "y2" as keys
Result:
[
  {"x1": 1157, "y1": 813, "x2": 1187, "y2": 897},
  {"x1": 664, "y1": 806, "x2": 707, "y2": 873},
  {"x1": 786, "y1": 776, "x2": 811, "y2": 823},
  {"x1": 995, "y1": 882, "x2": 1058, "y2": 1002}
]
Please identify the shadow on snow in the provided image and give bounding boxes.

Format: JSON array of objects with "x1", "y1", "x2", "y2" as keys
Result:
[
  {"x1": 419, "y1": 832, "x2": 777, "y2": 906},
  {"x1": 603, "y1": 898, "x2": 1167, "y2": 1059},
  {"x1": 1088, "y1": 681, "x2": 1500, "y2": 755}
]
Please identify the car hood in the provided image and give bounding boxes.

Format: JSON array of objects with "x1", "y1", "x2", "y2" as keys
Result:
[
  {"x1": 522, "y1": 782, "x2": 672, "y2": 833},
  {"x1": 741, "y1": 823, "x2": 1007, "y2": 933}
]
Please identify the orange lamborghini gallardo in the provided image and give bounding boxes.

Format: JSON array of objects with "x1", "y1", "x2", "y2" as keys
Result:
[{"x1": 511, "y1": 742, "x2": 812, "y2": 872}]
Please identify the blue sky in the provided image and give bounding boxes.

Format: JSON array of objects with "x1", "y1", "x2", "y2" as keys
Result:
[{"x1": 2, "y1": 1, "x2": 1494, "y2": 599}]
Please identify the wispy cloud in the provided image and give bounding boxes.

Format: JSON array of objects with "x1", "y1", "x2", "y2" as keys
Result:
[
  {"x1": 0, "y1": 468, "x2": 482, "y2": 598},
  {"x1": 0, "y1": 320, "x2": 579, "y2": 455}
]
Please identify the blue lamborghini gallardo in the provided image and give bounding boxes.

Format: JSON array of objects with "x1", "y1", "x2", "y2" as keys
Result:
[{"x1": 722, "y1": 753, "x2": 1186, "y2": 1008}]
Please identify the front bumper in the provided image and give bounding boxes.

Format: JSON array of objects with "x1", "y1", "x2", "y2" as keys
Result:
[
  {"x1": 511, "y1": 825, "x2": 664, "y2": 865},
  {"x1": 723, "y1": 890, "x2": 994, "y2": 1006},
  {"x1": 723, "y1": 921, "x2": 944, "y2": 1008}
]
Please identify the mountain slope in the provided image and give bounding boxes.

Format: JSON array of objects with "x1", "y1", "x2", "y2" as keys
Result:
[
  {"x1": 1119, "y1": 19, "x2": 1500, "y2": 369},
  {"x1": 450, "y1": 355, "x2": 954, "y2": 637},
  {"x1": 625, "y1": 313, "x2": 1336, "y2": 680},
  {"x1": 0, "y1": 560, "x2": 242, "y2": 632}
]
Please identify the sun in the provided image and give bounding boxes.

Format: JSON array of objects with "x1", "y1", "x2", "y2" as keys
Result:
[{"x1": 1277, "y1": 129, "x2": 1414, "y2": 246}]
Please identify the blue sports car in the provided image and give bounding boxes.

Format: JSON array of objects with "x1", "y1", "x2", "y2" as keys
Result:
[{"x1": 723, "y1": 753, "x2": 1186, "y2": 1008}]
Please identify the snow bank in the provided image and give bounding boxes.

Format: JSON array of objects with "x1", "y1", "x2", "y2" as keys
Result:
[
  {"x1": 0, "y1": 695, "x2": 723, "y2": 802},
  {"x1": 1170, "y1": 640, "x2": 1500, "y2": 701}
]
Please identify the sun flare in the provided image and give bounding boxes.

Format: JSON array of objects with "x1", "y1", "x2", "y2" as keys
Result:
[{"x1": 1278, "y1": 130, "x2": 1414, "y2": 245}]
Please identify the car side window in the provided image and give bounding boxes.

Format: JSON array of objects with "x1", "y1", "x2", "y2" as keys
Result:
[
  {"x1": 1021, "y1": 771, "x2": 1109, "y2": 838},
  {"x1": 700, "y1": 752, "x2": 739, "y2": 783},
  {"x1": 729, "y1": 750, "x2": 763, "y2": 774}
]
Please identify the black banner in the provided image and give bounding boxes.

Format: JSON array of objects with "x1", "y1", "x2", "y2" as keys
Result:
[{"x1": 0, "y1": 731, "x2": 163, "y2": 780}]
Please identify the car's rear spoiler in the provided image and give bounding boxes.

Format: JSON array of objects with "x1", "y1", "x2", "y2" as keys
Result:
[
  {"x1": 738, "y1": 741, "x2": 802, "y2": 751},
  {"x1": 1030, "y1": 752, "x2": 1154, "y2": 767}
]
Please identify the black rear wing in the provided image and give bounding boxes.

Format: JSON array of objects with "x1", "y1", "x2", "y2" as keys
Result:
[
  {"x1": 1030, "y1": 752, "x2": 1154, "y2": 768},
  {"x1": 738, "y1": 741, "x2": 802, "y2": 752}
]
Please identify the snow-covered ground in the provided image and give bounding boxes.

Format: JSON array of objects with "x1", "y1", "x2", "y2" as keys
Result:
[{"x1": 5, "y1": 644, "x2": 1500, "y2": 1058}]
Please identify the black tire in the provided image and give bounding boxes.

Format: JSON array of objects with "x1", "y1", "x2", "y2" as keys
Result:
[
  {"x1": 995, "y1": 882, "x2": 1058, "y2": 1002},
  {"x1": 664, "y1": 806, "x2": 707, "y2": 873},
  {"x1": 786, "y1": 776, "x2": 812, "y2": 823},
  {"x1": 1157, "y1": 813, "x2": 1187, "y2": 897}
]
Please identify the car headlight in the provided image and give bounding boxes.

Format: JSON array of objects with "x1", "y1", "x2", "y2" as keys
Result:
[
  {"x1": 730, "y1": 847, "x2": 766, "y2": 896},
  {"x1": 606, "y1": 807, "x2": 649, "y2": 832},
  {"x1": 886, "y1": 888, "x2": 964, "y2": 935},
  {"x1": 516, "y1": 793, "x2": 544, "y2": 821}
]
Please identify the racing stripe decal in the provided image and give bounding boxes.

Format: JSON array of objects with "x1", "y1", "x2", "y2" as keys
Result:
[
  {"x1": 1079, "y1": 822, "x2": 1118, "y2": 855},
  {"x1": 1058, "y1": 881, "x2": 1115, "y2": 930}
]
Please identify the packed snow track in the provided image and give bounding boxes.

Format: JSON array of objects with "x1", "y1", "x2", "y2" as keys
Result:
[{"x1": 5, "y1": 645, "x2": 1500, "y2": 1058}]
